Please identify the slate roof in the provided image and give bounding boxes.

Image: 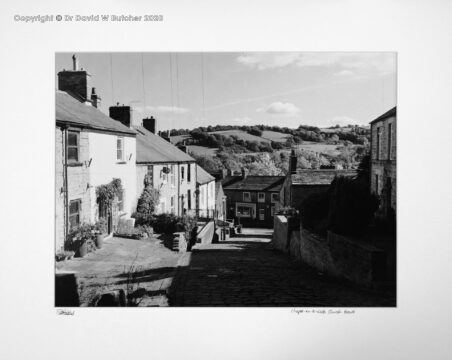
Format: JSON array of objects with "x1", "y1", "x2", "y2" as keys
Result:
[
  {"x1": 222, "y1": 176, "x2": 285, "y2": 192},
  {"x1": 197, "y1": 165, "x2": 215, "y2": 185},
  {"x1": 370, "y1": 106, "x2": 397, "y2": 125},
  {"x1": 291, "y1": 169, "x2": 357, "y2": 185},
  {"x1": 56, "y1": 91, "x2": 136, "y2": 135},
  {"x1": 133, "y1": 126, "x2": 195, "y2": 163}
]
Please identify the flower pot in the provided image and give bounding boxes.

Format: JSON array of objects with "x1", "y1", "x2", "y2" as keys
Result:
[
  {"x1": 96, "y1": 234, "x2": 105, "y2": 249},
  {"x1": 76, "y1": 242, "x2": 88, "y2": 258}
]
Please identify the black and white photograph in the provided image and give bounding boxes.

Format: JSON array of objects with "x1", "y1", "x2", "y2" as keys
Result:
[
  {"x1": 55, "y1": 52, "x2": 396, "y2": 307},
  {"x1": 2, "y1": 1, "x2": 452, "y2": 359}
]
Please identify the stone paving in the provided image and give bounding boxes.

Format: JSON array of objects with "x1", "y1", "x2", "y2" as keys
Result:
[
  {"x1": 169, "y1": 228, "x2": 396, "y2": 307},
  {"x1": 57, "y1": 235, "x2": 183, "y2": 306}
]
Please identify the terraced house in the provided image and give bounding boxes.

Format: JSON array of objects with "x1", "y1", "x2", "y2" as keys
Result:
[
  {"x1": 370, "y1": 107, "x2": 396, "y2": 220},
  {"x1": 222, "y1": 169, "x2": 285, "y2": 227},
  {"x1": 55, "y1": 56, "x2": 137, "y2": 251},
  {"x1": 110, "y1": 112, "x2": 198, "y2": 216}
]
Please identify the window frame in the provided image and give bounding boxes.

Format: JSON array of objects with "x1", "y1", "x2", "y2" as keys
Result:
[
  {"x1": 243, "y1": 192, "x2": 251, "y2": 202},
  {"x1": 376, "y1": 126, "x2": 382, "y2": 160},
  {"x1": 187, "y1": 164, "x2": 191, "y2": 182},
  {"x1": 69, "y1": 199, "x2": 81, "y2": 229},
  {"x1": 271, "y1": 193, "x2": 279, "y2": 203},
  {"x1": 116, "y1": 136, "x2": 124, "y2": 162},
  {"x1": 388, "y1": 122, "x2": 393, "y2": 160},
  {"x1": 258, "y1": 192, "x2": 265, "y2": 203},
  {"x1": 67, "y1": 130, "x2": 80, "y2": 163}
]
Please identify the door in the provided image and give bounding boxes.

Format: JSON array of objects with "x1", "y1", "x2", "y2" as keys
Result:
[
  {"x1": 99, "y1": 201, "x2": 113, "y2": 234},
  {"x1": 259, "y1": 208, "x2": 265, "y2": 221}
]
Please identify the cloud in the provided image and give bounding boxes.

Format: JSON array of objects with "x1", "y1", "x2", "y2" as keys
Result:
[
  {"x1": 231, "y1": 117, "x2": 252, "y2": 124},
  {"x1": 334, "y1": 69, "x2": 355, "y2": 77},
  {"x1": 237, "y1": 52, "x2": 396, "y2": 76},
  {"x1": 135, "y1": 105, "x2": 190, "y2": 114},
  {"x1": 257, "y1": 102, "x2": 301, "y2": 116},
  {"x1": 321, "y1": 116, "x2": 366, "y2": 127}
]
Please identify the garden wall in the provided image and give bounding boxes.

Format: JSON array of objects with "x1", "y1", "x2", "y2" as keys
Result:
[
  {"x1": 197, "y1": 220, "x2": 215, "y2": 245},
  {"x1": 289, "y1": 229, "x2": 386, "y2": 287},
  {"x1": 272, "y1": 215, "x2": 300, "y2": 252}
]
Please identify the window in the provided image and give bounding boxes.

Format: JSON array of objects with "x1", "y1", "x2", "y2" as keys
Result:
[
  {"x1": 67, "y1": 131, "x2": 79, "y2": 162},
  {"x1": 271, "y1": 193, "x2": 279, "y2": 203},
  {"x1": 243, "y1": 192, "x2": 251, "y2": 202},
  {"x1": 181, "y1": 166, "x2": 185, "y2": 181},
  {"x1": 160, "y1": 199, "x2": 166, "y2": 213},
  {"x1": 375, "y1": 174, "x2": 380, "y2": 195},
  {"x1": 187, "y1": 190, "x2": 191, "y2": 209},
  {"x1": 170, "y1": 165, "x2": 175, "y2": 186},
  {"x1": 69, "y1": 199, "x2": 81, "y2": 229},
  {"x1": 388, "y1": 123, "x2": 393, "y2": 160},
  {"x1": 376, "y1": 127, "x2": 382, "y2": 160},
  {"x1": 117, "y1": 137, "x2": 124, "y2": 161},
  {"x1": 161, "y1": 165, "x2": 168, "y2": 182},
  {"x1": 259, "y1": 208, "x2": 265, "y2": 221},
  {"x1": 170, "y1": 196, "x2": 175, "y2": 213},
  {"x1": 258, "y1": 193, "x2": 265, "y2": 203},
  {"x1": 237, "y1": 206, "x2": 252, "y2": 217},
  {"x1": 187, "y1": 164, "x2": 191, "y2": 182},
  {"x1": 117, "y1": 190, "x2": 124, "y2": 212},
  {"x1": 271, "y1": 206, "x2": 275, "y2": 216},
  {"x1": 147, "y1": 165, "x2": 154, "y2": 186}
]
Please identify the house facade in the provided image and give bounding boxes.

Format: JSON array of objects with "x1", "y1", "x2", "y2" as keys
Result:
[
  {"x1": 222, "y1": 169, "x2": 285, "y2": 227},
  {"x1": 196, "y1": 165, "x2": 216, "y2": 218},
  {"x1": 55, "y1": 56, "x2": 137, "y2": 251},
  {"x1": 283, "y1": 150, "x2": 357, "y2": 210},
  {"x1": 112, "y1": 112, "x2": 199, "y2": 216},
  {"x1": 215, "y1": 182, "x2": 227, "y2": 221},
  {"x1": 370, "y1": 107, "x2": 396, "y2": 219}
]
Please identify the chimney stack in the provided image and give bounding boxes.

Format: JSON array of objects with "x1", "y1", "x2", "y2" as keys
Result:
[
  {"x1": 58, "y1": 54, "x2": 91, "y2": 101},
  {"x1": 289, "y1": 149, "x2": 297, "y2": 174},
  {"x1": 142, "y1": 116, "x2": 156, "y2": 133},
  {"x1": 178, "y1": 145, "x2": 188, "y2": 153},
  {"x1": 90, "y1": 88, "x2": 100, "y2": 108},
  {"x1": 72, "y1": 54, "x2": 78, "y2": 71},
  {"x1": 241, "y1": 167, "x2": 249, "y2": 179},
  {"x1": 109, "y1": 104, "x2": 132, "y2": 128}
]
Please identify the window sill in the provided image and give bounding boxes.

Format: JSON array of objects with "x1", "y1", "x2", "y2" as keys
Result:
[
  {"x1": 116, "y1": 161, "x2": 127, "y2": 165},
  {"x1": 67, "y1": 162, "x2": 83, "y2": 167}
]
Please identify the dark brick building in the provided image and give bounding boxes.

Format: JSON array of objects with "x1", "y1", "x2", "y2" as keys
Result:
[
  {"x1": 370, "y1": 107, "x2": 396, "y2": 219},
  {"x1": 283, "y1": 150, "x2": 357, "y2": 211},
  {"x1": 222, "y1": 169, "x2": 285, "y2": 228}
]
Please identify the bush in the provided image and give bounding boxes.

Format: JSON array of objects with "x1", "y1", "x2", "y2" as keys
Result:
[
  {"x1": 152, "y1": 213, "x2": 181, "y2": 234},
  {"x1": 136, "y1": 186, "x2": 160, "y2": 216},
  {"x1": 300, "y1": 192, "x2": 330, "y2": 235},
  {"x1": 327, "y1": 176, "x2": 379, "y2": 236}
]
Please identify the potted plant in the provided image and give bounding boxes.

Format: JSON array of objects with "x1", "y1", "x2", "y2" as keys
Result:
[
  {"x1": 94, "y1": 218, "x2": 107, "y2": 249},
  {"x1": 69, "y1": 224, "x2": 93, "y2": 258}
]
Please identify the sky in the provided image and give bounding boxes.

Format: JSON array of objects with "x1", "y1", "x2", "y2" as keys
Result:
[{"x1": 55, "y1": 52, "x2": 396, "y2": 132}]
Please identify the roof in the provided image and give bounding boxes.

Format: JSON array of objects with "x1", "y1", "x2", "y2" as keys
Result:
[
  {"x1": 197, "y1": 165, "x2": 215, "y2": 185},
  {"x1": 56, "y1": 91, "x2": 136, "y2": 135},
  {"x1": 370, "y1": 106, "x2": 397, "y2": 125},
  {"x1": 133, "y1": 126, "x2": 195, "y2": 163},
  {"x1": 222, "y1": 176, "x2": 285, "y2": 192},
  {"x1": 291, "y1": 169, "x2": 357, "y2": 185}
]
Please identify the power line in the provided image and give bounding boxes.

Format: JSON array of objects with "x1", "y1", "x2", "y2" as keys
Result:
[
  {"x1": 110, "y1": 54, "x2": 115, "y2": 103},
  {"x1": 141, "y1": 53, "x2": 147, "y2": 115},
  {"x1": 201, "y1": 53, "x2": 206, "y2": 120}
]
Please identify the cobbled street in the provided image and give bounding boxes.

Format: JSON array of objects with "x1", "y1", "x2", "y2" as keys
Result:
[{"x1": 169, "y1": 228, "x2": 396, "y2": 307}]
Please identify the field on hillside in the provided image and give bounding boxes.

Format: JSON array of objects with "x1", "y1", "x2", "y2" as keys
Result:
[
  {"x1": 209, "y1": 129, "x2": 271, "y2": 143},
  {"x1": 294, "y1": 142, "x2": 342, "y2": 155},
  {"x1": 261, "y1": 130, "x2": 290, "y2": 143},
  {"x1": 169, "y1": 134, "x2": 191, "y2": 145},
  {"x1": 186, "y1": 145, "x2": 218, "y2": 156}
]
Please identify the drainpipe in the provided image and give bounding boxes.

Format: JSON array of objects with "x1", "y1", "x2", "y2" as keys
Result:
[
  {"x1": 177, "y1": 163, "x2": 181, "y2": 216},
  {"x1": 63, "y1": 126, "x2": 69, "y2": 249}
]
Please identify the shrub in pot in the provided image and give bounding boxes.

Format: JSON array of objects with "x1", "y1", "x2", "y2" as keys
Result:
[
  {"x1": 94, "y1": 218, "x2": 108, "y2": 249},
  {"x1": 68, "y1": 223, "x2": 95, "y2": 258}
]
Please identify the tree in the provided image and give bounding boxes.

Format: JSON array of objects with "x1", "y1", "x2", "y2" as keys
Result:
[{"x1": 136, "y1": 186, "x2": 160, "y2": 216}]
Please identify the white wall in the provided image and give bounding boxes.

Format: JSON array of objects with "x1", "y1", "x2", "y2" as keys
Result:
[{"x1": 88, "y1": 132, "x2": 137, "y2": 222}]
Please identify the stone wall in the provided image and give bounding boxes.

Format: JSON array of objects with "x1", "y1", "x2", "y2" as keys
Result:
[
  {"x1": 197, "y1": 220, "x2": 215, "y2": 245},
  {"x1": 272, "y1": 215, "x2": 300, "y2": 252},
  {"x1": 288, "y1": 229, "x2": 387, "y2": 287}
]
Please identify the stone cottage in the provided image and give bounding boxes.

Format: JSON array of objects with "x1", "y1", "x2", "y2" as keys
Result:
[
  {"x1": 55, "y1": 55, "x2": 137, "y2": 251},
  {"x1": 370, "y1": 106, "x2": 396, "y2": 219}
]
